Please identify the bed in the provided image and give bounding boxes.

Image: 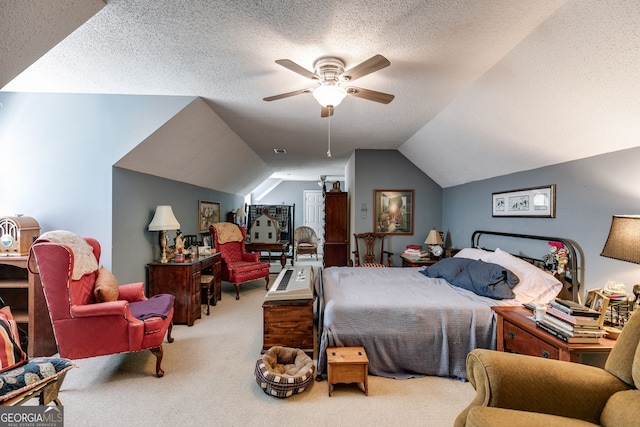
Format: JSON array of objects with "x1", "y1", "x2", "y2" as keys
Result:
[{"x1": 316, "y1": 231, "x2": 582, "y2": 380}]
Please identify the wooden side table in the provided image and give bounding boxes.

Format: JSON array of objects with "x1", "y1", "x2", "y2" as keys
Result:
[
  {"x1": 400, "y1": 256, "x2": 438, "y2": 267},
  {"x1": 327, "y1": 346, "x2": 369, "y2": 396},
  {"x1": 148, "y1": 253, "x2": 221, "y2": 326},
  {"x1": 493, "y1": 305, "x2": 615, "y2": 367}
]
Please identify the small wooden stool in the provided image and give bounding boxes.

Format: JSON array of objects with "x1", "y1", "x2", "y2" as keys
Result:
[
  {"x1": 201, "y1": 275, "x2": 215, "y2": 315},
  {"x1": 327, "y1": 346, "x2": 369, "y2": 396}
]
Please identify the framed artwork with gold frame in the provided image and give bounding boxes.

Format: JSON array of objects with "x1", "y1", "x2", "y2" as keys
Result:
[
  {"x1": 198, "y1": 200, "x2": 220, "y2": 233},
  {"x1": 373, "y1": 189, "x2": 414, "y2": 235}
]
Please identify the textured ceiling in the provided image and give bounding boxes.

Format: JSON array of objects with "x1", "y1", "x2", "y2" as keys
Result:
[{"x1": 3, "y1": 0, "x2": 640, "y2": 192}]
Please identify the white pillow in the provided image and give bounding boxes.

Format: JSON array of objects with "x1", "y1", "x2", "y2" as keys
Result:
[
  {"x1": 454, "y1": 247, "x2": 493, "y2": 261},
  {"x1": 486, "y1": 248, "x2": 562, "y2": 304}
]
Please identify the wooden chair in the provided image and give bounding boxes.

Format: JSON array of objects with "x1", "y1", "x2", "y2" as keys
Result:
[
  {"x1": 294, "y1": 226, "x2": 319, "y2": 260},
  {"x1": 352, "y1": 232, "x2": 393, "y2": 267}
]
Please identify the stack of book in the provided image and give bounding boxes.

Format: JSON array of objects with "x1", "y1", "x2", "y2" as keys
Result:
[
  {"x1": 401, "y1": 245, "x2": 429, "y2": 258},
  {"x1": 537, "y1": 298, "x2": 607, "y2": 343}
]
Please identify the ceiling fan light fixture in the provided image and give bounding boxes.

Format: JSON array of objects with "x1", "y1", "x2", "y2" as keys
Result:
[{"x1": 312, "y1": 84, "x2": 347, "y2": 108}]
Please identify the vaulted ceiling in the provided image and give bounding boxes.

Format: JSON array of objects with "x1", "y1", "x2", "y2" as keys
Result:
[{"x1": 3, "y1": 1, "x2": 640, "y2": 194}]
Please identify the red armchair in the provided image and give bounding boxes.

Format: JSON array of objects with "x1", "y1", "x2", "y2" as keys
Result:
[
  {"x1": 28, "y1": 236, "x2": 174, "y2": 377},
  {"x1": 210, "y1": 223, "x2": 270, "y2": 300}
]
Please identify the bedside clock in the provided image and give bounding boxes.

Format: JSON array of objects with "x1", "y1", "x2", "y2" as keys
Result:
[{"x1": 0, "y1": 215, "x2": 40, "y2": 256}]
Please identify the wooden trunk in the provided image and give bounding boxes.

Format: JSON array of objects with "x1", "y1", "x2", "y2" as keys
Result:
[{"x1": 262, "y1": 299, "x2": 313, "y2": 356}]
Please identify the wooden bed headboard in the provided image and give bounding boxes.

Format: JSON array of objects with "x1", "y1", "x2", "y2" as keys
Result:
[{"x1": 471, "y1": 230, "x2": 583, "y2": 302}]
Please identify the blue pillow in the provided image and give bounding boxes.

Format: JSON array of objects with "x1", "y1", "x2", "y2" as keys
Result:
[
  {"x1": 450, "y1": 260, "x2": 519, "y2": 300},
  {"x1": 422, "y1": 257, "x2": 474, "y2": 282}
]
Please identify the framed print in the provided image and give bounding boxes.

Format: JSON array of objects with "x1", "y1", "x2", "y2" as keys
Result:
[
  {"x1": 492, "y1": 185, "x2": 556, "y2": 218},
  {"x1": 198, "y1": 200, "x2": 220, "y2": 233},
  {"x1": 374, "y1": 189, "x2": 414, "y2": 235},
  {"x1": 590, "y1": 291, "x2": 610, "y2": 314}
]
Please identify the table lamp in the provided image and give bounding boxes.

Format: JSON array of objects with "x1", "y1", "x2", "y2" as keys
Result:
[
  {"x1": 601, "y1": 215, "x2": 640, "y2": 264},
  {"x1": 600, "y1": 215, "x2": 640, "y2": 325},
  {"x1": 148, "y1": 205, "x2": 181, "y2": 263},
  {"x1": 424, "y1": 228, "x2": 444, "y2": 259},
  {"x1": 236, "y1": 207, "x2": 246, "y2": 227}
]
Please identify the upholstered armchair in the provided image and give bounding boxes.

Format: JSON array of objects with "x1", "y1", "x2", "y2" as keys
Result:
[
  {"x1": 352, "y1": 232, "x2": 393, "y2": 267},
  {"x1": 210, "y1": 223, "x2": 270, "y2": 300},
  {"x1": 28, "y1": 234, "x2": 175, "y2": 377},
  {"x1": 455, "y1": 309, "x2": 640, "y2": 427},
  {"x1": 294, "y1": 226, "x2": 318, "y2": 261}
]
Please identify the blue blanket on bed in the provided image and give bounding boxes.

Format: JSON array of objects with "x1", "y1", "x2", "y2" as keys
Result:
[{"x1": 422, "y1": 258, "x2": 519, "y2": 299}]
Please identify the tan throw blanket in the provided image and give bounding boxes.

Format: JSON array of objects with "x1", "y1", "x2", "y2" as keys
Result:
[
  {"x1": 213, "y1": 223, "x2": 243, "y2": 244},
  {"x1": 31, "y1": 230, "x2": 99, "y2": 280}
]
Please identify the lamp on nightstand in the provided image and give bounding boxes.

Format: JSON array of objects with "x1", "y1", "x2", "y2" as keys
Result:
[
  {"x1": 424, "y1": 228, "x2": 444, "y2": 259},
  {"x1": 601, "y1": 215, "x2": 640, "y2": 264},
  {"x1": 600, "y1": 215, "x2": 640, "y2": 325},
  {"x1": 148, "y1": 205, "x2": 181, "y2": 263}
]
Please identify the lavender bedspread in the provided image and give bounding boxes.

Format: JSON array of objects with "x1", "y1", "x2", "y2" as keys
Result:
[{"x1": 318, "y1": 267, "x2": 510, "y2": 380}]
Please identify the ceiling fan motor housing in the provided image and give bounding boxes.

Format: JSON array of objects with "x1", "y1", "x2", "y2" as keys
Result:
[{"x1": 313, "y1": 57, "x2": 346, "y2": 84}]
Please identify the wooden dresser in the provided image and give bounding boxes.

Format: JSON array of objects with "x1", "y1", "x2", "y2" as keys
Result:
[
  {"x1": 493, "y1": 305, "x2": 615, "y2": 368},
  {"x1": 148, "y1": 253, "x2": 221, "y2": 326},
  {"x1": 323, "y1": 190, "x2": 349, "y2": 267}
]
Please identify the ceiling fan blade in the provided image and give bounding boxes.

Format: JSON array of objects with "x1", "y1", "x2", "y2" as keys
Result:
[
  {"x1": 275, "y1": 59, "x2": 319, "y2": 80},
  {"x1": 263, "y1": 88, "x2": 312, "y2": 102},
  {"x1": 341, "y1": 54, "x2": 390, "y2": 81},
  {"x1": 320, "y1": 106, "x2": 334, "y2": 118},
  {"x1": 346, "y1": 87, "x2": 394, "y2": 104}
]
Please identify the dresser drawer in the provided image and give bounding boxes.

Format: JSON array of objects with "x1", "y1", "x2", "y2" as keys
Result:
[{"x1": 503, "y1": 320, "x2": 559, "y2": 359}]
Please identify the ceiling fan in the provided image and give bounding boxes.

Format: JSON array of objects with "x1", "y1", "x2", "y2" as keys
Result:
[{"x1": 263, "y1": 54, "x2": 394, "y2": 117}]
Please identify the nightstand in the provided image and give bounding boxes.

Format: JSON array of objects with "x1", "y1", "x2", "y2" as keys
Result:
[
  {"x1": 400, "y1": 256, "x2": 438, "y2": 267},
  {"x1": 493, "y1": 305, "x2": 615, "y2": 368}
]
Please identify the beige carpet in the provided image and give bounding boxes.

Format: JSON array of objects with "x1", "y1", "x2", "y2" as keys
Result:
[{"x1": 54, "y1": 260, "x2": 476, "y2": 426}]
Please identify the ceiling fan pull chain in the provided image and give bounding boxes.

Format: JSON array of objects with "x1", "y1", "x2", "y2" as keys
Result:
[{"x1": 327, "y1": 111, "x2": 332, "y2": 157}]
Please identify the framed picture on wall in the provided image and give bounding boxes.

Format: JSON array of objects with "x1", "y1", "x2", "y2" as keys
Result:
[
  {"x1": 198, "y1": 200, "x2": 220, "y2": 233},
  {"x1": 373, "y1": 189, "x2": 414, "y2": 235},
  {"x1": 492, "y1": 185, "x2": 556, "y2": 218}
]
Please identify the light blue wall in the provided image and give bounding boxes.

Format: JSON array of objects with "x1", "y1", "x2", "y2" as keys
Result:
[
  {"x1": 351, "y1": 149, "x2": 443, "y2": 265},
  {"x1": 112, "y1": 168, "x2": 242, "y2": 284},
  {"x1": 443, "y1": 146, "x2": 640, "y2": 298},
  {"x1": 0, "y1": 92, "x2": 194, "y2": 269},
  {"x1": 248, "y1": 150, "x2": 443, "y2": 267},
  {"x1": 252, "y1": 180, "x2": 322, "y2": 229}
]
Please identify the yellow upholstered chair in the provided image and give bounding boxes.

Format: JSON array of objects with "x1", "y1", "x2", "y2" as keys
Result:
[{"x1": 455, "y1": 309, "x2": 640, "y2": 427}]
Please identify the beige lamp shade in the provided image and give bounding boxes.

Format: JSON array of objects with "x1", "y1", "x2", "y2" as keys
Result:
[
  {"x1": 424, "y1": 229, "x2": 443, "y2": 246},
  {"x1": 601, "y1": 215, "x2": 640, "y2": 264},
  {"x1": 236, "y1": 208, "x2": 246, "y2": 217},
  {"x1": 148, "y1": 205, "x2": 181, "y2": 231}
]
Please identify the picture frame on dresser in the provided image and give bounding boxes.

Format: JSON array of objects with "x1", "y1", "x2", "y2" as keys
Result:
[
  {"x1": 198, "y1": 200, "x2": 220, "y2": 233},
  {"x1": 373, "y1": 189, "x2": 414, "y2": 235},
  {"x1": 590, "y1": 291, "x2": 610, "y2": 315}
]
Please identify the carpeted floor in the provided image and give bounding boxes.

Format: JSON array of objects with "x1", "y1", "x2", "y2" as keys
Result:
[{"x1": 51, "y1": 259, "x2": 476, "y2": 426}]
